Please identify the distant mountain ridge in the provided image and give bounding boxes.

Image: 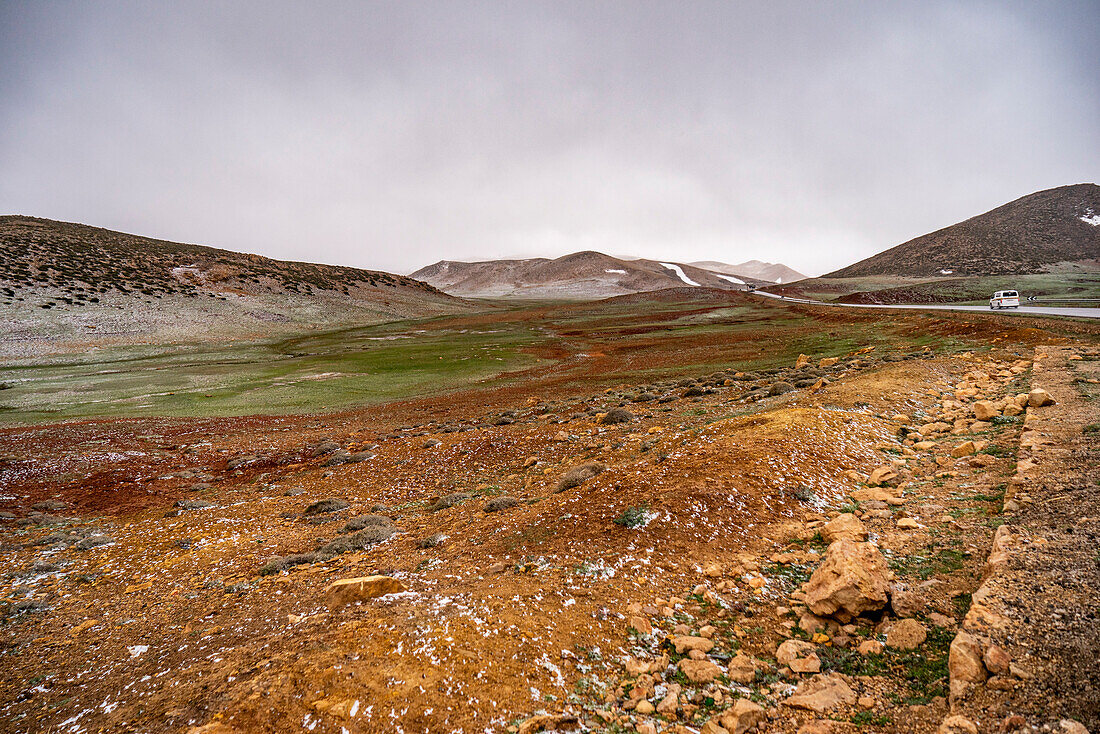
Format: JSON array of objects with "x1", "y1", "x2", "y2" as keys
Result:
[
  {"x1": 826, "y1": 183, "x2": 1100, "y2": 278},
  {"x1": 411, "y1": 251, "x2": 794, "y2": 299},
  {"x1": 690, "y1": 260, "x2": 806, "y2": 284}
]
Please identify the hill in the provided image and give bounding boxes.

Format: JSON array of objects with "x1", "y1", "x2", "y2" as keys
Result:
[
  {"x1": 411, "y1": 251, "x2": 774, "y2": 299},
  {"x1": 0, "y1": 216, "x2": 470, "y2": 358},
  {"x1": 690, "y1": 259, "x2": 806, "y2": 284},
  {"x1": 826, "y1": 183, "x2": 1100, "y2": 278}
]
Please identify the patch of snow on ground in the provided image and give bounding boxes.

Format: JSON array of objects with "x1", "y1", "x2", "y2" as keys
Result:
[
  {"x1": 1080, "y1": 211, "x2": 1100, "y2": 226},
  {"x1": 659, "y1": 263, "x2": 700, "y2": 286},
  {"x1": 127, "y1": 645, "x2": 149, "y2": 658},
  {"x1": 715, "y1": 274, "x2": 745, "y2": 285},
  {"x1": 604, "y1": 269, "x2": 627, "y2": 274},
  {"x1": 940, "y1": 269, "x2": 954, "y2": 274}
]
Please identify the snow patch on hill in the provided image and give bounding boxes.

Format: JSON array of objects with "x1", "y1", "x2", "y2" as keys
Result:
[{"x1": 659, "y1": 263, "x2": 699, "y2": 286}]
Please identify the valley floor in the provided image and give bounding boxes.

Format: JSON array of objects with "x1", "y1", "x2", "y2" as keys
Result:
[{"x1": 0, "y1": 297, "x2": 1098, "y2": 734}]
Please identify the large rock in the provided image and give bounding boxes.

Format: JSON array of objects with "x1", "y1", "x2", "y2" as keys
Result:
[
  {"x1": 948, "y1": 630, "x2": 986, "y2": 700},
  {"x1": 820, "y1": 513, "x2": 867, "y2": 543},
  {"x1": 797, "y1": 722, "x2": 857, "y2": 734},
  {"x1": 885, "y1": 618, "x2": 927, "y2": 650},
  {"x1": 727, "y1": 652, "x2": 757, "y2": 683},
  {"x1": 867, "y1": 466, "x2": 898, "y2": 486},
  {"x1": 1027, "y1": 388, "x2": 1055, "y2": 407},
  {"x1": 671, "y1": 635, "x2": 715, "y2": 654},
  {"x1": 972, "y1": 401, "x2": 999, "y2": 421},
  {"x1": 720, "y1": 699, "x2": 766, "y2": 734},
  {"x1": 784, "y1": 674, "x2": 856, "y2": 712},
  {"x1": 776, "y1": 639, "x2": 821, "y2": 673},
  {"x1": 889, "y1": 582, "x2": 925, "y2": 617},
  {"x1": 803, "y1": 540, "x2": 891, "y2": 622},
  {"x1": 325, "y1": 576, "x2": 408, "y2": 608},
  {"x1": 678, "y1": 658, "x2": 722, "y2": 683},
  {"x1": 938, "y1": 715, "x2": 978, "y2": 734}
]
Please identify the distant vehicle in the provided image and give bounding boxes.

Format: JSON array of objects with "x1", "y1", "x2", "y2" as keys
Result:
[{"x1": 990, "y1": 290, "x2": 1020, "y2": 309}]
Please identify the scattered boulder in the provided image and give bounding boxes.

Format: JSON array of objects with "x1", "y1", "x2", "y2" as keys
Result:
[
  {"x1": 889, "y1": 582, "x2": 925, "y2": 617},
  {"x1": 720, "y1": 699, "x2": 766, "y2": 734},
  {"x1": 727, "y1": 652, "x2": 757, "y2": 683},
  {"x1": 938, "y1": 715, "x2": 978, "y2": 734},
  {"x1": 483, "y1": 496, "x2": 519, "y2": 513},
  {"x1": 32, "y1": 500, "x2": 68, "y2": 512},
  {"x1": 820, "y1": 513, "x2": 867, "y2": 543},
  {"x1": 948, "y1": 630, "x2": 987, "y2": 699},
  {"x1": 556, "y1": 463, "x2": 605, "y2": 492},
  {"x1": 670, "y1": 635, "x2": 714, "y2": 654},
  {"x1": 983, "y1": 643, "x2": 1011, "y2": 675},
  {"x1": 797, "y1": 722, "x2": 857, "y2": 734},
  {"x1": 972, "y1": 401, "x2": 999, "y2": 421},
  {"x1": 1027, "y1": 388, "x2": 1055, "y2": 407},
  {"x1": 867, "y1": 466, "x2": 898, "y2": 486},
  {"x1": 302, "y1": 498, "x2": 350, "y2": 516},
  {"x1": 951, "y1": 441, "x2": 978, "y2": 458},
  {"x1": 857, "y1": 640, "x2": 884, "y2": 655},
  {"x1": 784, "y1": 673, "x2": 856, "y2": 712},
  {"x1": 777, "y1": 639, "x2": 821, "y2": 673},
  {"x1": 325, "y1": 575, "x2": 408, "y2": 608},
  {"x1": 884, "y1": 618, "x2": 927, "y2": 650},
  {"x1": 769, "y1": 381, "x2": 795, "y2": 396},
  {"x1": 678, "y1": 658, "x2": 722, "y2": 683},
  {"x1": 423, "y1": 438, "x2": 442, "y2": 448},
  {"x1": 803, "y1": 540, "x2": 891, "y2": 622}
]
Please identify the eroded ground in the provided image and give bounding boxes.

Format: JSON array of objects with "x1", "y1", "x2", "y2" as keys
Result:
[{"x1": 1, "y1": 298, "x2": 1097, "y2": 734}]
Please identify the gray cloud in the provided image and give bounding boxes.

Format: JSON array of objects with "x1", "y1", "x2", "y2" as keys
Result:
[{"x1": 2, "y1": 1, "x2": 1097, "y2": 276}]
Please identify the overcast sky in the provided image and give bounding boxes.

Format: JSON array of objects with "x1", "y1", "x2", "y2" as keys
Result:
[{"x1": 1, "y1": 1, "x2": 1097, "y2": 276}]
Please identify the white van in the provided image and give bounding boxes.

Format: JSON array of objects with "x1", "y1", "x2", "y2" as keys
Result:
[{"x1": 990, "y1": 290, "x2": 1020, "y2": 309}]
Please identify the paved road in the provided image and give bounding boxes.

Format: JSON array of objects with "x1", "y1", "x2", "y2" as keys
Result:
[{"x1": 753, "y1": 291, "x2": 1100, "y2": 319}]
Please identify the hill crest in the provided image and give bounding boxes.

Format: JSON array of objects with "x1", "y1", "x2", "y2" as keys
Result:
[{"x1": 826, "y1": 183, "x2": 1100, "y2": 278}]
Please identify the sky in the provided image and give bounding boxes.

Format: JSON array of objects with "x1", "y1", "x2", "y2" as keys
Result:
[{"x1": 1, "y1": 2, "x2": 1097, "y2": 277}]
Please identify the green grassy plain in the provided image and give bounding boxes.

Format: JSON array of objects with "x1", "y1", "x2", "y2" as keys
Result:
[{"x1": 1, "y1": 292, "x2": 1082, "y2": 425}]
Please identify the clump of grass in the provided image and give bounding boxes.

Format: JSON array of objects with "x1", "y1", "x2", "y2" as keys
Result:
[
  {"x1": 556, "y1": 463, "x2": 605, "y2": 492},
  {"x1": 483, "y1": 496, "x2": 519, "y2": 513},
  {"x1": 762, "y1": 562, "x2": 812, "y2": 587},
  {"x1": 429, "y1": 493, "x2": 470, "y2": 512},
  {"x1": 599, "y1": 408, "x2": 634, "y2": 425},
  {"x1": 889, "y1": 546, "x2": 967, "y2": 580},
  {"x1": 302, "y1": 498, "x2": 350, "y2": 516},
  {"x1": 613, "y1": 505, "x2": 651, "y2": 528}
]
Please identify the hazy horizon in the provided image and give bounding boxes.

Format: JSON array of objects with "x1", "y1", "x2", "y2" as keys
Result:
[{"x1": 2, "y1": 1, "x2": 1097, "y2": 277}]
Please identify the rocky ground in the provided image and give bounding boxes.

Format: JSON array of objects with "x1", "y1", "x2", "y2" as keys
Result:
[{"x1": 1, "y1": 341, "x2": 1097, "y2": 734}]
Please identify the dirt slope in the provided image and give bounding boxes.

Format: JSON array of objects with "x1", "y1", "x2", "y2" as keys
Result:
[
  {"x1": 826, "y1": 183, "x2": 1100, "y2": 278},
  {"x1": 2, "y1": 329, "x2": 1097, "y2": 733}
]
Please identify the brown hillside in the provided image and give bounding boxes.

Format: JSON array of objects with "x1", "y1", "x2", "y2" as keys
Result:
[
  {"x1": 0, "y1": 216, "x2": 470, "y2": 357},
  {"x1": 827, "y1": 183, "x2": 1100, "y2": 277}
]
